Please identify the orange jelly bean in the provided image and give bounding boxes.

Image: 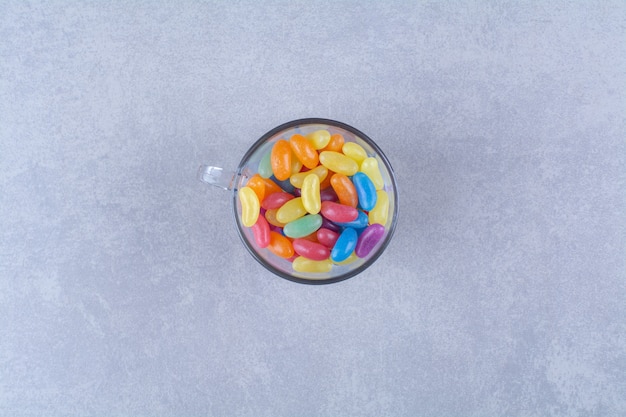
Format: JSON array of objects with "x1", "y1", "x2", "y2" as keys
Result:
[
  {"x1": 330, "y1": 173, "x2": 358, "y2": 208},
  {"x1": 319, "y1": 170, "x2": 334, "y2": 190},
  {"x1": 267, "y1": 231, "x2": 294, "y2": 258},
  {"x1": 264, "y1": 209, "x2": 286, "y2": 228},
  {"x1": 271, "y1": 139, "x2": 292, "y2": 181},
  {"x1": 290, "y1": 134, "x2": 319, "y2": 169},
  {"x1": 261, "y1": 177, "x2": 284, "y2": 195},
  {"x1": 246, "y1": 174, "x2": 266, "y2": 202},
  {"x1": 322, "y1": 133, "x2": 345, "y2": 152}
]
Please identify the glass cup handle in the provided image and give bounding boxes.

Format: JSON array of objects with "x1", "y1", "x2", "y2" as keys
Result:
[{"x1": 197, "y1": 165, "x2": 236, "y2": 191}]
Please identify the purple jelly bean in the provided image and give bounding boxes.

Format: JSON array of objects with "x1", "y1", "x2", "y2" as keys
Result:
[
  {"x1": 320, "y1": 188, "x2": 338, "y2": 202},
  {"x1": 321, "y1": 215, "x2": 341, "y2": 232},
  {"x1": 355, "y1": 224, "x2": 385, "y2": 258}
]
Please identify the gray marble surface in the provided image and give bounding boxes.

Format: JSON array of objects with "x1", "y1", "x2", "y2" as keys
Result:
[{"x1": 1, "y1": 1, "x2": 625, "y2": 416}]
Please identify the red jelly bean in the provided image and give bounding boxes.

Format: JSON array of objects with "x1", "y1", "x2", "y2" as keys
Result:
[
  {"x1": 261, "y1": 192, "x2": 294, "y2": 210},
  {"x1": 320, "y1": 201, "x2": 358, "y2": 223},
  {"x1": 292, "y1": 239, "x2": 331, "y2": 261},
  {"x1": 355, "y1": 223, "x2": 385, "y2": 258},
  {"x1": 251, "y1": 215, "x2": 270, "y2": 248},
  {"x1": 316, "y1": 227, "x2": 339, "y2": 248}
]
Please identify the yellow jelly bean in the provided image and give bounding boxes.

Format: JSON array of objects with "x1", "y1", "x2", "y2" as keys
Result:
[
  {"x1": 360, "y1": 157, "x2": 384, "y2": 190},
  {"x1": 368, "y1": 190, "x2": 389, "y2": 226},
  {"x1": 307, "y1": 129, "x2": 331, "y2": 150},
  {"x1": 301, "y1": 173, "x2": 321, "y2": 214},
  {"x1": 319, "y1": 151, "x2": 359, "y2": 176},
  {"x1": 238, "y1": 186, "x2": 260, "y2": 227},
  {"x1": 342, "y1": 142, "x2": 368, "y2": 165},
  {"x1": 292, "y1": 256, "x2": 333, "y2": 273},
  {"x1": 276, "y1": 197, "x2": 306, "y2": 224},
  {"x1": 290, "y1": 149, "x2": 303, "y2": 174},
  {"x1": 289, "y1": 165, "x2": 328, "y2": 188},
  {"x1": 333, "y1": 251, "x2": 358, "y2": 265}
]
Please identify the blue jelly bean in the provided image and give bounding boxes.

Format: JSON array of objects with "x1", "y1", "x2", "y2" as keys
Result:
[
  {"x1": 331, "y1": 227, "x2": 358, "y2": 263},
  {"x1": 271, "y1": 175, "x2": 295, "y2": 194},
  {"x1": 333, "y1": 210, "x2": 368, "y2": 229},
  {"x1": 352, "y1": 172, "x2": 377, "y2": 211}
]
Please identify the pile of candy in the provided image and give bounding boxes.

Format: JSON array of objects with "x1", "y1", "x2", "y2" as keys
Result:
[{"x1": 238, "y1": 129, "x2": 390, "y2": 274}]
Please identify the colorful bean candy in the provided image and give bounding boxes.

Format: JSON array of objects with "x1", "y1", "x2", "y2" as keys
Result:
[
  {"x1": 331, "y1": 228, "x2": 358, "y2": 263},
  {"x1": 319, "y1": 151, "x2": 359, "y2": 176},
  {"x1": 239, "y1": 128, "x2": 392, "y2": 276},
  {"x1": 352, "y1": 172, "x2": 377, "y2": 211},
  {"x1": 283, "y1": 214, "x2": 322, "y2": 238},
  {"x1": 238, "y1": 186, "x2": 260, "y2": 227}
]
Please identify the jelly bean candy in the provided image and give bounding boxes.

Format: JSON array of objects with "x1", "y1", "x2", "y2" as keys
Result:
[
  {"x1": 298, "y1": 232, "x2": 319, "y2": 243},
  {"x1": 342, "y1": 142, "x2": 368, "y2": 165},
  {"x1": 330, "y1": 173, "x2": 358, "y2": 208},
  {"x1": 352, "y1": 172, "x2": 377, "y2": 211},
  {"x1": 333, "y1": 210, "x2": 369, "y2": 229},
  {"x1": 292, "y1": 256, "x2": 333, "y2": 273},
  {"x1": 293, "y1": 238, "x2": 331, "y2": 261},
  {"x1": 368, "y1": 190, "x2": 389, "y2": 226},
  {"x1": 290, "y1": 150, "x2": 303, "y2": 174},
  {"x1": 238, "y1": 186, "x2": 260, "y2": 227},
  {"x1": 355, "y1": 223, "x2": 385, "y2": 258},
  {"x1": 261, "y1": 192, "x2": 294, "y2": 210},
  {"x1": 321, "y1": 215, "x2": 341, "y2": 232},
  {"x1": 322, "y1": 133, "x2": 344, "y2": 152},
  {"x1": 271, "y1": 175, "x2": 295, "y2": 194},
  {"x1": 271, "y1": 139, "x2": 292, "y2": 181},
  {"x1": 276, "y1": 197, "x2": 306, "y2": 224},
  {"x1": 316, "y1": 227, "x2": 339, "y2": 248},
  {"x1": 331, "y1": 227, "x2": 358, "y2": 262},
  {"x1": 320, "y1": 201, "x2": 358, "y2": 223},
  {"x1": 333, "y1": 251, "x2": 358, "y2": 265},
  {"x1": 265, "y1": 208, "x2": 286, "y2": 228},
  {"x1": 251, "y1": 215, "x2": 271, "y2": 248},
  {"x1": 283, "y1": 214, "x2": 322, "y2": 238},
  {"x1": 267, "y1": 231, "x2": 294, "y2": 258},
  {"x1": 320, "y1": 187, "x2": 338, "y2": 202},
  {"x1": 258, "y1": 150, "x2": 273, "y2": 178},
  {"x1": 307, "y1": 129, "x2": 331, "y2": 149},
  {"x1": 261, "y1": 177, "x2": 284, "y2": 195},
  {"x1": 319, "y1": 151, "x2": 359, "y2": 176},
  {"x1": 290, "y1": 134, "x2": 319, "y2": 169},
  {"x1": 246, "y1": 174, "x2": 266, "y2": 202},
  {"x1": 360, "y1": 157, "x2": 384, "y2": 190},
  {"x1": 319, "y1": 170, "x2": 334, "y2": 190},
  {"x1": 290, "y1": 165, "x2": 328, "y2": 188},
  {"x1": 301, "y1": 173, "x2": 321, "y2": 214}
]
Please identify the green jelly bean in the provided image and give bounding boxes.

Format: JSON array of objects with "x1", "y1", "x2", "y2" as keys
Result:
[
  {"x1": 283, "y1": 214, "x2": 323, "y2": 238},
  {"x1": 258, "y1": 150, "x2": 273, "y2": 178}
]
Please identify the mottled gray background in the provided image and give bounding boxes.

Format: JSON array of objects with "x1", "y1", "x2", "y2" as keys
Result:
[{"x1": 1, "y1": 1, "x2": 625, "y2": 416}]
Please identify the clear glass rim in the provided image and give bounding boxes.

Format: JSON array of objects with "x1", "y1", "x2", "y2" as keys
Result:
[{"x1": 232, "y1": 118, "x2": 399, "y2": 285}]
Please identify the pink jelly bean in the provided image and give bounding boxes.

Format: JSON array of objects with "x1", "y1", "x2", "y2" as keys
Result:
[
  {"x1": 320, "y1": 201, "x2": 358, "y2": 223},
  {"x1": 293, "y1": 239, "x2": 331, "y2": 261},
  {"x1": 251, "y1": 215, "x2": 271, "y2": 248},
  {"x1": 261, "y1": 192, "x2": 294, "y2": 210},
  {"x1": 355, "y1": 223, "x2": 385, "y2": 258},
  {"x1": 316, "y1": 228, "x2": 339, "y2": 248}
]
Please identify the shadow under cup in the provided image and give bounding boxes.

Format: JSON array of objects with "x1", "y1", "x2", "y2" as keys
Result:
[{"x1": 233, "y1": 118, "x2": 398, "y2": 284}]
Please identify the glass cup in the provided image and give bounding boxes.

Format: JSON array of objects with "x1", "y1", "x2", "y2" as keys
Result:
[{"x1": 198, "y1": 118, "x2": 398, "y2": 284}]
